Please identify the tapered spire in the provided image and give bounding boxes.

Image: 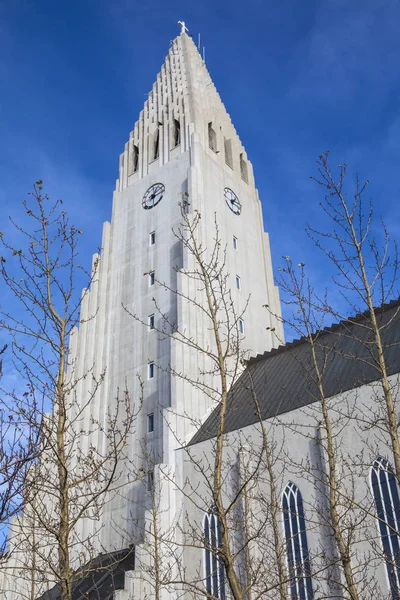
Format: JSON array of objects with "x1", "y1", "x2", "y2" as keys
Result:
[{"x1": 117, "y1": 32, "x2": 253, "y2": 190}]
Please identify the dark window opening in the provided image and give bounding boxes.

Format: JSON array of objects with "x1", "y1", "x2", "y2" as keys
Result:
[
  {"x1": 148, "y1": 362, "x2": 154, "y2": 379},
  {"x1": 208, "y1": 122, "x2": 217, "y2": 153},
  {"x1": 153, "y1": 130, "x2": 160, "y2": 160},
  {"x1": 131, "y1": 144, "x2": 139, "y2": 174},
  {"x1": 149, "y1": 271, "x2": 155, "y2": 286},
  {"x1": 150, "y1": 231, "x2": 156, "y2": 245},
  {"x1": 147, "y1": 413, "x2": 154, "y2": 433},
  {"x1": 147, "y1": 469, "x2": 154, "y2": 491},
  {"x1": 240, "y1": 153, "x2": 248, "y2": 183},
  {"x1": 173, "y1": 118, "x2": 181, "y2": 147},
  {"x1": 224, "y1": 138, "x2": 233, "y2": 168}
]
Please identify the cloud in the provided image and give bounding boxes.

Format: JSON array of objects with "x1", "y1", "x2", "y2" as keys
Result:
[{"x1": 289, "y1": 0, "x2": 400, "y2": 107}]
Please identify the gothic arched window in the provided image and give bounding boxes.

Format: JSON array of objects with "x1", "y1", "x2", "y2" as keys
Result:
[
  {"x1": 203, "y1": 510, "x2": 226, "y2": 599},
  {"x1": 282, "y1": 482, "x2": 314, "y2": 600},
  {"x1": 371, "y1": 456, "x2": 400, "y2": 598}
]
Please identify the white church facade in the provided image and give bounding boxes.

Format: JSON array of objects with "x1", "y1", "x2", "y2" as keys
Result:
[{"x1": 1, "y1": 27, "x2": 400, "y2": 600}]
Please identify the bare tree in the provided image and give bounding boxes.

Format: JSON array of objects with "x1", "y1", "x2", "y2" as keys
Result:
[
  {"x1": 277, "y1": 258, "x2": 366, "y2": 599},
  {"x1": 0, "y1": 183, "x2": 140, "y2": 600},
  {"x1": 270, "y1": 153, "x2": 399, "y2": 598},
  {"x1": 125, "y1": 196, "x2": 290, "y2": 600},
  {"x1": 309, "y1": 152, "x2": 399, "y2": 481},
  {"x1": 0, "y1": 343, "x2": 40, "y2": 558}
]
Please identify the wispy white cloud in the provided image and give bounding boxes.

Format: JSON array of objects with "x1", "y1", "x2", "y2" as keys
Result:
[{"x1": 289, "y1": 0, "x2": 400, "y2": 107}]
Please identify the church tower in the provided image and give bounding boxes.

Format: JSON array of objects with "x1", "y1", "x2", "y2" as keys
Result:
[
  {"x1": 0, "y1": 29, "x2": 284, "y2": 600},
  {"x1": 65, "y1": 28, "x2": 284, "y2": 550}
]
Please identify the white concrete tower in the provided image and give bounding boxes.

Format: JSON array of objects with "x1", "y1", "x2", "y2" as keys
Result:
[
  {"x1": 69, "y1": 29, "x2": 283, "y2": 552},
  {"x1": 0, "y1": 29, "x2": 284, "y2": 600}
]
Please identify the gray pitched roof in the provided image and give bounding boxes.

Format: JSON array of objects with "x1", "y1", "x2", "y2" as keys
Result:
[{"x1": 189, "y1": 300, "x2": 400, "y2": 446}]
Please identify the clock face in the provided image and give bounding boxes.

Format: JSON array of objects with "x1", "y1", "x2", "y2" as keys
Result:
[
  {"x1": 224, "y1": 187, "x2": 241, "y2": 215},
  {"x1": 142, "y1": 183, "x2": 165, "y2": 210}
]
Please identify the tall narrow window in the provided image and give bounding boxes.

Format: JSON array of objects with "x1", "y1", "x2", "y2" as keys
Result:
[
  {"x1": 233, "y1": 236, "x2": 238, "y2": 250},
  {"x1": 129, "y1": 144, "x2": 139, "y2": 175},
  {"x1": 147, "y1": 469, "x2": 154, "y2": 491},
  {"x1": 153, "y1": 129, "x2": 160, "y2": 160},
  {"x1": 147, "y1": 413, "x2": 154, "y2": 433},
  {"x1": 203, "y1": 510, "x2": 226, "y2": 599},
  {"x1": 149, "y1": 271, "x2": 155, "y2": 286},
  {"x1": 150, "y1": 231, "x2": 156, "y2": 245},
  {"x1": 173, "y1": 118, "x2": 181, "y2": 147},
  {"x1": 282, "y1": 482, "x2": 313, "y2": 600},
  {"x1": 236, "y1": 275, "x2": 241, "y2": 290},
  {"x1": 208, "y1": 122, "x2": 217, "y2": 153},
  {"x1": 239, "y1": 319, "x2": 244, "y2": 334},
  {"x1": 371, "y1": 456, "x2": 400, "y2": 598},
  {"x1": 240, "y1": 153, "x2": 248, "y2": 183},
  {"x1": 224, "y1": 138, "x2": 233, "y2": 168},
  {"x1": 149, "y1": 314, "x2": 155, "y2": 330},
  {"x1": 148, "y1": 362, "x2": 154, "y2": 379}
]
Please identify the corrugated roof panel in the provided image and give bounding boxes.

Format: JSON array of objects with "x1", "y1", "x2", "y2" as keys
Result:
[{"x1": 189, "y1": 301, "x2": 400, "y2": 446}]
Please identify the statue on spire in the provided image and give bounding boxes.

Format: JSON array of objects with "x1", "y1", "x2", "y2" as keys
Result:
[{"x1": 178, "y1": 21, "x2": 188, "y2": 34}]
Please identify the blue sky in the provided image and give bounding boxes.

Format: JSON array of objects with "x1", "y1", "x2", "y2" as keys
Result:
[{"x1": 0, "y1": 0, "x2": 399, "y2": 321}]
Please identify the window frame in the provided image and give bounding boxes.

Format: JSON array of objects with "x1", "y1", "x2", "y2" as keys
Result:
[
  {"x1": 239, "y1": 318, "x2": 244, "y2": 334},
  {"x1": 370, "y1": 456, "x2": 400, "y2": 598},
  {"x1": 233, "y1": 236, "x2": 238, "y2": 250},
  {"x1": 147, "y1": 413, "x2": 154, "y2": 433},
  {"x1": 149, "y1": 314, "x2": 155, "y2": 330},
  {"x1": 282, "y1": 481, "x2": 314, "y2": 600},
  {"x1": 148, "y1": 362, "x2": 154, "y2": 379},
  {"x1": 203, "y1": 510, "x2": 226, "y2": 599}
]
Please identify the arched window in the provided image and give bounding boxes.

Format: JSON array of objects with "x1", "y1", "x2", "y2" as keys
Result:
[
  {"x1": 203, "y1": 510, "x2": 226, "y2": 599},
  {"x1": 282, "y1": 482, "x2": 314, "y2": 600},
  {"x1": 371, "y1": 456, "x2": 400, "y2": 598}
]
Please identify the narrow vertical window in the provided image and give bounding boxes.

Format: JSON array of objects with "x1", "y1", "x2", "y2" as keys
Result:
[
  {"x1": 240, "y1": 153, "x2": 248, "y2": 183},
  {"x1": 150, "y1": 231, "x2": 156, "y2": 245},
  {"x1": 282, "y1": 482, "x2": 314, "y2": 600},
  {"x1": 208, "y1": 122, "x2": 217, "y2": 153},
  {"x1": 149, "y1": 271, "x2": 155, "y2": 286},
  {"x1": 236, "y1": 275, "x2": 241, "y2": 290},
  {"x1": 233, "y1": 236, "x2": 238, "y2": 250},
  {"x1": 203, "y1": 510, "x2": 226, "y2": 599},
  {"x1": 147, "y1": 469, "x2": 154, "y2": 491},
  {"x1": 147, "y1": 413, "x2": 154, "y2": 433},
  {"x1": 173, "y1": 118, "x2": 181, "y2": 147},
  {"x1": 149, "y1": 314, "x2": 155, "y2": 330},
  {"x1": 148, "y1": 362, "x2": 154, "y2": 379},
  {"x1": 239, "y1": 319, "x2": 244, "y2": 334},
  {"x1": 132, "y1": 144, "x2": 139, "y2": 173},
  {"x1": 153, "y1": 129, "x2": 160, "y2": 160},
  {"x1": 224, "y1": 138, "x2": 233, "y2": 168},
  {"x1": 371, "y1": 456, "x2": 400, "y2": 598}
]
